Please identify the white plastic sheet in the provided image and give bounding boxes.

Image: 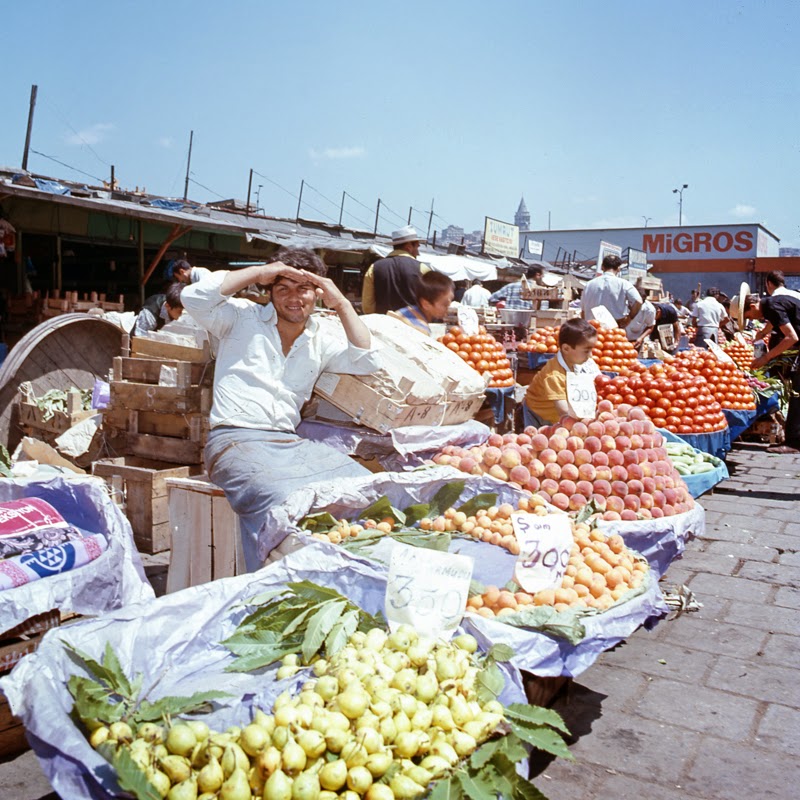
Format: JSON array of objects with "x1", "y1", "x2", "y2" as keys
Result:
[
  {"x1": 0, "y1": 476, "x2": 154, "y2": 633},
  {"x1": 0, "y1": 543, "x2": 526, "y2": 800}
]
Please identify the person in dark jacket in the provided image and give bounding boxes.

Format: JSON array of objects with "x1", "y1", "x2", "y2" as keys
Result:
[
  {"x1": 361, "y1": 226, "x2": 430, "y2": 314},
  {"x1": 132, "y1": 282, "x2": 184, "y2": 336}
]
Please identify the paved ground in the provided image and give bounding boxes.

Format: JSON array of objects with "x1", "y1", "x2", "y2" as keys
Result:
[{"x1": 2, "y1": 442, "x2": 798, "y2": 798}]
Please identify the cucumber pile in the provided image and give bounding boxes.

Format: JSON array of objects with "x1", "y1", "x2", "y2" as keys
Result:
[{"x1": 664, "y1": 442, "x2": 721, "y2": 476}]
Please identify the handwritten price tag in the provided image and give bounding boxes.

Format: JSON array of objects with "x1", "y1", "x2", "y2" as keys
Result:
[
  {"x1": 566, "y1": 371, "x2": 597, "y2": 419},
  {"x1": 705, "y1": 340, "x2": 735, "y2": 364},
  {"x1": 386, "y1": 543, "x2": 474, "y2": 640},
  {"x1": 457, "y1": 306, "x2": 480, "y2": 336},
  {"x1": 590, "y1": 305, "x2": 618, "y2": 329},
  {"x1": 512, "y1": 513, "x2": 573, "y2": 593}
]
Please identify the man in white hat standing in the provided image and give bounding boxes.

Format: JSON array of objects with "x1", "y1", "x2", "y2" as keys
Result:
[{"x1": 361, "y1": 226, "x2": 430, "y2": 314}]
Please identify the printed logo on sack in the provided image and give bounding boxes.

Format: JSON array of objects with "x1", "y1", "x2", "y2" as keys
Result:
[
  {"x1": 21, "y1": 542, "x2": 77, "y2": 576},
  {"x1": 643, "y1": 230, "x2": 754, "y2": 257}
]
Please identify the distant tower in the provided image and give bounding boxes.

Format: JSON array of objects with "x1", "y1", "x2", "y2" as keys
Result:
[{"x1": 514, "y1": 196, "x2": 530, "y2": 230}]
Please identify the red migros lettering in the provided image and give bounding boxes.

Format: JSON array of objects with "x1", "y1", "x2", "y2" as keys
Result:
[{"x1": 643, "y1": 229, "x2": 754, "y2": 255}]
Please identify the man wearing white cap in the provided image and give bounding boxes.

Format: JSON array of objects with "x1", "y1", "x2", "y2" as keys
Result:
[{"x1": 361, "y1": 226, "x2": 430, "y2": 314}]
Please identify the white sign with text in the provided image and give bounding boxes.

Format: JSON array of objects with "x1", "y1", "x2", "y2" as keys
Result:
[
  {"x1": 457, "y1": 306, "x2": 480, "y2": 336},
  {"x1": 512, "y1": 513, "x2": 573, "y2": 593}
]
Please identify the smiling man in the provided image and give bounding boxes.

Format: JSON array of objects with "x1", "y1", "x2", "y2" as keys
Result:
[{"x1": 181, "y1": 247, "x2": 381, "y2": 569}]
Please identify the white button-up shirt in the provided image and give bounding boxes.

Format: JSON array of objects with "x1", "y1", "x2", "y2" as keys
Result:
[
  {"x1": 626, "y1": 300, "x2": 656, "y2": 341},
  {"x1": 182, "y1": 271, "x2": 381, "y2": 432},
  {"x1": 581, "y1": 273, "x2": 642, "y2": 320},
  {"x1": 692, "y1": 296, "x2": 727, "y2": 328}
]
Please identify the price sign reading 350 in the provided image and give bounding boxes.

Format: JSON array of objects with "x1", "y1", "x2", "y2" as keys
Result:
[
  {"x1": 386, "y1": 544, "x2": 474, "y2": 640},
  {"x1": 512, "y1": 512, "x2": 573, "y2": 593}
]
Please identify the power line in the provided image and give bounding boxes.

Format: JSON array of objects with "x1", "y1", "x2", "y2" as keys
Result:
[
  {"x1": 303, "y1": 181, "x2": 372, "y2": 229},
  {"x1": 29, "y1": 148, "x2": 104, "y2": 183},
  {"x1": 188, "y1": 173, "x2": 226, "y2": 200},
  {"x1": 41, "y1": 96, "x2": 113, "y2": 168}
]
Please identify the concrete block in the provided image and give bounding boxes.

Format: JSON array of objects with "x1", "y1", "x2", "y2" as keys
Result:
[
  {"x1": 756, "y1": 703, "x2": 800, "y2": 757},
  {"x1": 705, "y1": 655, "x2": 799, "y2": 705},
  {"x1": 600, "y1": 636, "x2": 716, "y2": 684},
  {"x1": 774, "y1": 585, "x2": 800, "y2": 609},
  {"x1": 759, "y1": 632, "x2": 800, "y2": 667},
  {"x1": 722, "y1": 599, "x2": 800, "y2": 636},
  {"x1": 687, "y1": 572, "x2": 772, "y2": 604},
  {"x1": 704, "y1": 540, "x2": 779, "y2": 563},
  {"x1": 736, "y1": 560, "x2": 800, "y2": 589}
]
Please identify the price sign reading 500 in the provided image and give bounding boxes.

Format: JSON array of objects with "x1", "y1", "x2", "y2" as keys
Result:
[
  {"x1": 386, "y1": 544, "x2": 474, "y2": 640},
  {"x1": 512, "y1": 512, "x2": 573, "y2": 593}
]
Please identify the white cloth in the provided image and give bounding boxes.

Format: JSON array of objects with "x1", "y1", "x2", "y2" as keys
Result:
[
  {"x1": 181, "y1": 271, "x2": 381, "y2": 432},
  {"x1": 190, "y1": 266, "x2": 211, "y2": 283},
  {"x1": 461, "y1": 285, "x2": 491, "y2": 307},
  {"x1": 581, "y1": 272, "x2": 642, "y2": 320},
  {"x1": 626, "y1": 300, "x2": 657, "y2": 341},
  {"x1": 692, "y1": 296, "x2": 726, "y2": 328},
  {"x1": 772, "y1": 286, "x2": 800, "y2": 302},
  {"x1": 676, "y1": 305, "x2": 691, "y2": 319}
]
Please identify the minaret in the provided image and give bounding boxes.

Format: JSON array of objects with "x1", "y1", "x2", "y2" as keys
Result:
[{"x1": 514, "y1": 196, "x2": 530, "y2": 230}]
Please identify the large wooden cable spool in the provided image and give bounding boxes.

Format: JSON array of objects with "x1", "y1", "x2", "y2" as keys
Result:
[{"x1": 0, "y1": 314, "x2": 124, "y2": 452}]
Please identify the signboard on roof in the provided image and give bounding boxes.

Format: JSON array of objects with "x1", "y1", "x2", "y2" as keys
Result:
[
  {"x1": 596, "y1": 241, "x2": 623, "y2": 275},
  {"x1": 483, "y1": 217, "x2": 520, "y2": 259},
  {"x1": 527, "y1": 239, "x2": 544, "y2": 256}
]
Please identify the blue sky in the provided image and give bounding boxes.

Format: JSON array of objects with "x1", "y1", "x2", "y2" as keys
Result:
[{"x1": 3, "y1": 1, "x2": 798, "y2": 245}]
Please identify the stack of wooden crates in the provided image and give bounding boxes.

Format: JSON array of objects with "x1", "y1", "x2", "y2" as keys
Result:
[
  {"x1": 93, "y1": 334, "x2": 213, "y2": 555},
  {"x1": 39, "y1": 290, "x2": 125, "y2": 321}
]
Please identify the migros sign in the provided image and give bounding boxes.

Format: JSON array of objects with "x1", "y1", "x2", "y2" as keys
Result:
[{"x1": 643, "y1": 228, "x2": 755, "y2": 259}]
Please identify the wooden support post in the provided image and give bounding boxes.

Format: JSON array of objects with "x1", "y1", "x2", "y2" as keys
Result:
[{"x1": 141, "y1": 224, "x2": 192, "y2": 287}]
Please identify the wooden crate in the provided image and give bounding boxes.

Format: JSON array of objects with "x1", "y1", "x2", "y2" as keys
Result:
[
  {"x1": 92, "y1": 457, "x2": 196, "y2": 553},
  {"x1": 128, "y1": 335, "x2": 212, "y2": 364},
  {"x1": 165, "y1": 476, "x2": 243, "y2": 592},
  {"x1": 16, "y1": 383, "x2": 96, "y2": 439}
]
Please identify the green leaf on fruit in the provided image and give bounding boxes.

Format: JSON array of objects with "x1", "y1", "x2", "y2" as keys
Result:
[
  {"x1": 136, "y1": 690, "x2": 228, "y2": 721},
  {"x1": 302, "y1": 600, "x2": 348, "y2": 664},
  {"x1": 509, "y1": 720, "x2": 573, "y2": 761},
  {"x1": 299, "y1": 511, "x2": 340, "y2": 532},
  {"x1": 428, "y1": 480, "x2": 467, "y2": 518},
  {"x1": 488, "y1": 643, "x2": 515, "y2": 662},
  {"x1": 457, "y1": 769, "x2": 498, "y2": 800},
  {"x1": 325, "y1": 609, "x2": 360, "y2": 656},
  {"x1": 457, "y1": 492, "x2": 499, "y2": 517},
  {"x1": 113, "y1": 745, "x2": 162, "y2": 800},
  {"x1": 505, "y1": 703, "x2": 570, "y2": 735},
  {"x1": 361, "y1": 495, "x2": 406, "y2": 525},
  {"x1": 403, "y1": 502, "x2": 432, "y2": 525},
  {"x1": 428, "y1": 776, "x2": 465, "y2": 800},
  {"x1": 476, "y1": 661, "x2": 505, "y2": 705}
]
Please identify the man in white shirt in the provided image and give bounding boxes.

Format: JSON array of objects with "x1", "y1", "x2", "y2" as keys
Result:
[
  {"x1": 461, "y1": 279, "x2": 491, "y2": 308},
  {"x1": 581, "y1": 255, "x2": 643, "y2": 330},
  {"x1": 625, "y1": 299, "x2": 657, "y2": 350},
  {"x1": 182, "y1": 248, "x2": 381, "y2": 570},
  {"x1": 766, "y1": 270, "x2": 800, "y2": 301},
  {"x1": 170, "y1": 258, "x2": 212, "y2": 285},
  {"x1": 690, "y1": 288, "x2": 729, "y2": 347}
]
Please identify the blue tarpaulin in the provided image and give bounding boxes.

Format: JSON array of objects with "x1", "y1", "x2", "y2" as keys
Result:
[
  {"x1": 659, "y1": 425, "x2": 731, "y2": 460},
  {"x1": 148, "y1": 199, "x2": 197, "y2": 210},
  {"x1": 638, "y1": 358, "x2": 662, "y2": 368},
  {"x1": 33, "y1": 178, "x2": 70, "y2": 195},
  {"x1": 723, "y1": 407, "x2": 758, "y2": 442},
  {"x1": 659, "y1": 428, "x2": 729, "y2": 497},
  {"x1": 755, "y1": 390, "x2": 781, "y2": 418},
  {"x1": 526, "y1": 352, "x2": 555, "y2": 369}
]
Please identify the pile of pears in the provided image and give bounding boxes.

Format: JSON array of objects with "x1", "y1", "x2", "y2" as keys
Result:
[{"x1": 88, "y1": 625, "x2": 505, "y2": 799}]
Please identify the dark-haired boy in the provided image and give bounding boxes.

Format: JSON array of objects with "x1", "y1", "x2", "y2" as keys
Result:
[
  {"x1": 390, "y1": 271, "x2": 455, "y2": 336},
  {"x1": 524, "y1": 318, "x2": 599, "y2": 427}
]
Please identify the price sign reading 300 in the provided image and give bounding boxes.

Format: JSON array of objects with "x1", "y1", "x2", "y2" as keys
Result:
[
  {"x1": 386, "y1": 544, "x2": 474, "y2": 640},
  {"x1": 512, "y1": 512, "x2": 573, "y2": 593}
]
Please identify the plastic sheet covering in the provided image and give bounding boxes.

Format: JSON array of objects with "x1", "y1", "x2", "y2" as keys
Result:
[
  {"x1": 462, "y1": 572, "x2": 667, "y2": 678},
  {"x1": 660, "y1": 428, "x2": 729, "y2": 498},
  {"x1": 0, "y1": 477, "x2": 154, "y2": 633},
  {"x1": 296, "y1": 418, "x2": 491, "y2": 467},
  {"x1": 596, "y1": 503, "x2": 705, "y2": 579},
  {"x1": 755, "y1": 390, "x2": 781, "y2": 418},
  {"x1": 723, "y1": 407, "x2": 758, "y2": 442},
  {"x1": 526, "y1": 352, "x2": 555, "y2": 369},
  {"x1": 658, "y1": 424, "x2": 731, "y2": 459},
  {"x1": 0, "y1": 544, "x2": 527, "y2": 800}
]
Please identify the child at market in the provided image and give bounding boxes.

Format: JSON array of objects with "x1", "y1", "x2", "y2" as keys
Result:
[
  {"x1": 524, "y1": 318, "x2": 598, "y2": 427},
  {"x1": 389, "y1": 270, "x2": 455, "y2": 337}
]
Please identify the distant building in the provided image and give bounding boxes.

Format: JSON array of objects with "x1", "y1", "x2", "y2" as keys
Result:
[
  {"x1": 780, "y1": 247, "x2": 800, "y2": 257},
  {"x1": 438, "y1": 225, "x2": 465, "y2": 246},
  {"x1": 514, "y1": 197, "x2": 530, "y2": 230}
]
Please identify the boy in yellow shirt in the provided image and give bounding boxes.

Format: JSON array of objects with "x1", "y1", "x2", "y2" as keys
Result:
[{"x1": 524, "y1": 318, "x2": 599, "y2": 427}]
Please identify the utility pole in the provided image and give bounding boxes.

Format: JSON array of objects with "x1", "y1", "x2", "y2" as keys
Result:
[
  {"x1": 407, "y1": 206, "x2": 413, "y2": 225},
  {"x1": 426, "y1": 198, "x2": 434, "y2": 242},
  {"x1": 110, "y1": 165, "x2": 115, "y2": 192},
  {"x1": 183, "y1": 130, "x2": 194, "y2": 202},
  {"x1": 246, "y1": 168, "x2": 253, "y2": 216},
  {"x1": 339, "y1": 191, "x2": 346, "y2": 226},
  {"x1": 21, "y1": 84, "x2": 38, "y2": 171},
  {"x1": 373, "y1": 199, "x2": 381, "y2": 234},
  {"x1": 296, "y1": 179, "x2": 305, "y2": 222}
]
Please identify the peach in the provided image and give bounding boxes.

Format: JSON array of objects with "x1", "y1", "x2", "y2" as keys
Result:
[
  {"x1": 607, "y1": 450, "x2": 625, "y2": 467},
  {"x1": 631, "y1": 420, "x2": 645, "y2": 436},
  {"x1": 518, "y1": 446, "x2": 533, "y2": 465},
  {"x1": 556, "y1": 449, "x2": 575, "y2": 466},
  {"x1": 509, "y1": 465, "x2": 531, "y2": 485},
  {"x1": 615, "y1": 435, "x2": 631, "y2": 451},
  {"x1": 639, "y1": 508, "x2": 653, "y2": 519},
  {"x1": 610, "y1": 465, "x2": 628, "y2": 482},
  {"x1": 576, "y1": 480, "x2": 594, "y2": 498},
  {"x1": 597, "y1": 399, "x2": 614, "y2": 412},
  {"x1": 543, "y1": 462, "x2": 562, "y2": 481},
  {"x1": 488, "y1": 464, "x2": 509, "y2": 481},
  {"x1": 628, "y1": 407, "x2": 647, "y2": 421},
  {"x1": 662, "y1": 504, "x2": 675, "y2": 516},
  {"x1": 611, "y1": 480, "x2": 629, "y2": 497},
  {"x1": 653, "y1": 477, "x2": 667, "y2": 492},
  {"x1": 622, "y1": 450, "x2": 638, "y2": 466},
  {"x1": 540, "y1": 478, "x2": 559, "y2": 496},
  {"x1": 602, "y1": 510, "x2": 622, "y2": 521},
  {"x1": 482, "y1": 446, "x2": 502, "y2": 466},
  {"x1": 530, "y1": 433, "x2": 550, "y2": 451},
  {"x1": 459, "y1": 457, "x2": 477, "y2": 473},
  {"x1": 560, "y1": 464, "x2": 579, "y2": 483},
  {"x1": 618, "y1": 421, "x2": 634, "y2": 437},
  {"x1": 629, "y1": 434, "x2": 644, "y2": 450},
  {"x1": 623, "y1": 495, "x2": 640, "y2": 511},
  {"x1": 617, "y1": 404, "x2": 633, "y2": 417},
  {"x1": 526, "y1": 477, "x2": 541, "y2": 493},
  {"x1": 627, "y1": 479, "x2": 644, "y2": 495},
  {"x1": 593, "y1": 479, "x2": 612, "y2": 497},
  {"x1": 650, "y1": 506, "x2": 664, "y2": 518},
  {"x1": 500, "y1": 448, "x2": 521, "y2": 469},
  {"x1": 620, "y1": 509, "x2": 638, "y2": 521},
  {"x1": 529, "y1": 459, "x2": 545, "y2": 478},
  {"x1": 641, "y1": 419, "x2": 655, "y2": 435},
  {"x1": 549, "y1": 493, "x2": 569, "y2": 511},
  {"x1": 626, "y1": 463, "x2": 643, "y2": 480},
  {"x1": 432, "y1": 454, "x2": 449, "y2": 465},
  {"x1": 663, "y1": 487, "x2": 678, "y2": 505},
  {"x1": 566, "y1": 436, "x2": 584, "y2": 452},
  {"x1": 487, "y1": 433, "x2": 504, "y2": 447},
  {"x1": 603, "y1": 419, "x2": 620, "y2": 437},
  {"x1": 578, "y1": 463, "x2": 597, "y2": 482},
  {"x1": 584, "y1": 436, "x2": 602, "y2": 454},
  {"x1": 642, "y1": 477, "x2": 656, "y2": 494},
  {"x1": 640, "y1": 462, "x2": 653, "y2": 478},
  {"x1": 639, "y1": 492, "x2": 654, "y2": 510},
  {"x1": 640, "y1": 434, "x2": 654, "y2": 449},
  {"x1": 569, "y1": 494, "x2": 588, "y2": 511},
  {"x1": 587, "y1": 421, "x2": 605, "y2": 438},
  {"x1": 600, "y1": 434, "x2": 616, "y2": 452},
  {"x1": 558, "y1": 416, "x2": 577, "y2": 430},
  {"x1": 591, "y1": 494, "x2": 608, "y2": 510},
  {"x1": 558, "y1": 479, "x2": 577, "y2": 498},
  {"x1": 595, "y1": 466, "x2": 613, "y2": 482},
  {"x1": 553, "y1": 426, "x2": 570, "y2": 439},
  {"x1": 572, "y1": 421, "x2": 589, "y2": 438},
  {"x1": 574, "y1": 449, "x2": 593, "y2": 466},
  {"x1": 503, "y1": 433, "x2": 518, "y2": 444},
  {"x1": 539, "y1": 448, "x2": 557, "y2": 464},
  {"x1": 548, "y1": 435, "x2": 568, "y2": 453},
  {"x1": 591, "y1": 451, "x2": 609, "y2": 467},
  {"x1": 516, "y1": 433, "x2": 532, "y2": 446},
  {"x1": 606, "y1": 495, "x2": 625, "y2": 513}
]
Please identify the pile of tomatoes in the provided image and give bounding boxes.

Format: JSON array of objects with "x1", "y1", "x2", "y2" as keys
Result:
[
  {"x1": 672, "y1": 349, "x2": 756, "y2": 410},
  {"x1": 439, "y1": 325, "x2": 515, "y2": 388},
  {"x1": 589, "y1": 320, "x2": 644, "y2": 375},
  {"x1": 595, "y1": 364, "x2": 727, "y2": 434},
  {"x1": 723, "y1": 340, "x2": 754, "y2": 370},
  {"x1": 518, "y1": 326, "x2": 559, "y2": 354}
]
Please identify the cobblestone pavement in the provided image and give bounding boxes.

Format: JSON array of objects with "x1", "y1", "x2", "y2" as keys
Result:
[
  {"x1": 3, "y1": 443, "x2": 798, "y2": 798},
  {"x1": 532, "y1": 441, "x2": 800, "y2": 799}
]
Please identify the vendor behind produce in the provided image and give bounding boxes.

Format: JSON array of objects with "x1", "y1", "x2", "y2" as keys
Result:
[
  {"x1": 131, "y1": 282, "x2": 184, "y2": 337},
  {"x1": 523, "y1": 318, "x2": 599, "y2": 428},
  {"x1": 625, "y1": 292, "x2": 656, "y2": 351},
  {"x1": 181, "y1": 247, "x2": 382, "y2": 570},
  {"x1": 489, "y1": 265, "x2": 543, "y2": 309},
  {"x1": 168, "y1": 258, "x2": 212, "y2": 285},
  {"x1": 389, "y1": 271, "x2": 455, "y2": 337},
  {"x1": 739, "y1": 292, "x2": 800, "y2": 454},
  {"x1": 581, "y1": 255, "x2": 642, "y2": 330},
  {"x1": 650, "y1": 301, "x2": 681, "y2": 351},
  {"x1": 690, "y1": 288, "x2": 729, "y2": 347}
]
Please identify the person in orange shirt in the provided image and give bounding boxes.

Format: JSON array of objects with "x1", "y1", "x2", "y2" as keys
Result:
[{"x1": 524, "y1": 318, "x2": 599, "y2": 427}]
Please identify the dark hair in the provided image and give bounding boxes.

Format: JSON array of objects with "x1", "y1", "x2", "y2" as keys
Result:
[
  {"x1": 601, "y1": 255, "x2": 622, "y2": 271},
  {"x1": 766, "y1": 270, "x2": 786, "y2": 287},
  {"x1": 173, "y1": 259, "x2": 192, "y2": 275},
  {"x1": 558, "y1": 318, "x2": 598, "y2": 348},
  {"x1": 706, "y1": 287, "x2": 720, "y2": 298},
  {"x1": 472, "y1": 279, "x2": 483, "y2": 287},
  {"x1": 417, "y1": 271, "x2": 454, "y2": 304},
  {"x1": 165, "y1": 282, "x2": 184, "y2": 309},
  {"x1": 267, "y1": 247, "x2": 327, "y2": 277},
  {"x1": 743, "y1": 293, "x2": 761, "y2": 313},
  {"x1": 526, "y1": 265, "x2": 544, "y2": 279}
]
